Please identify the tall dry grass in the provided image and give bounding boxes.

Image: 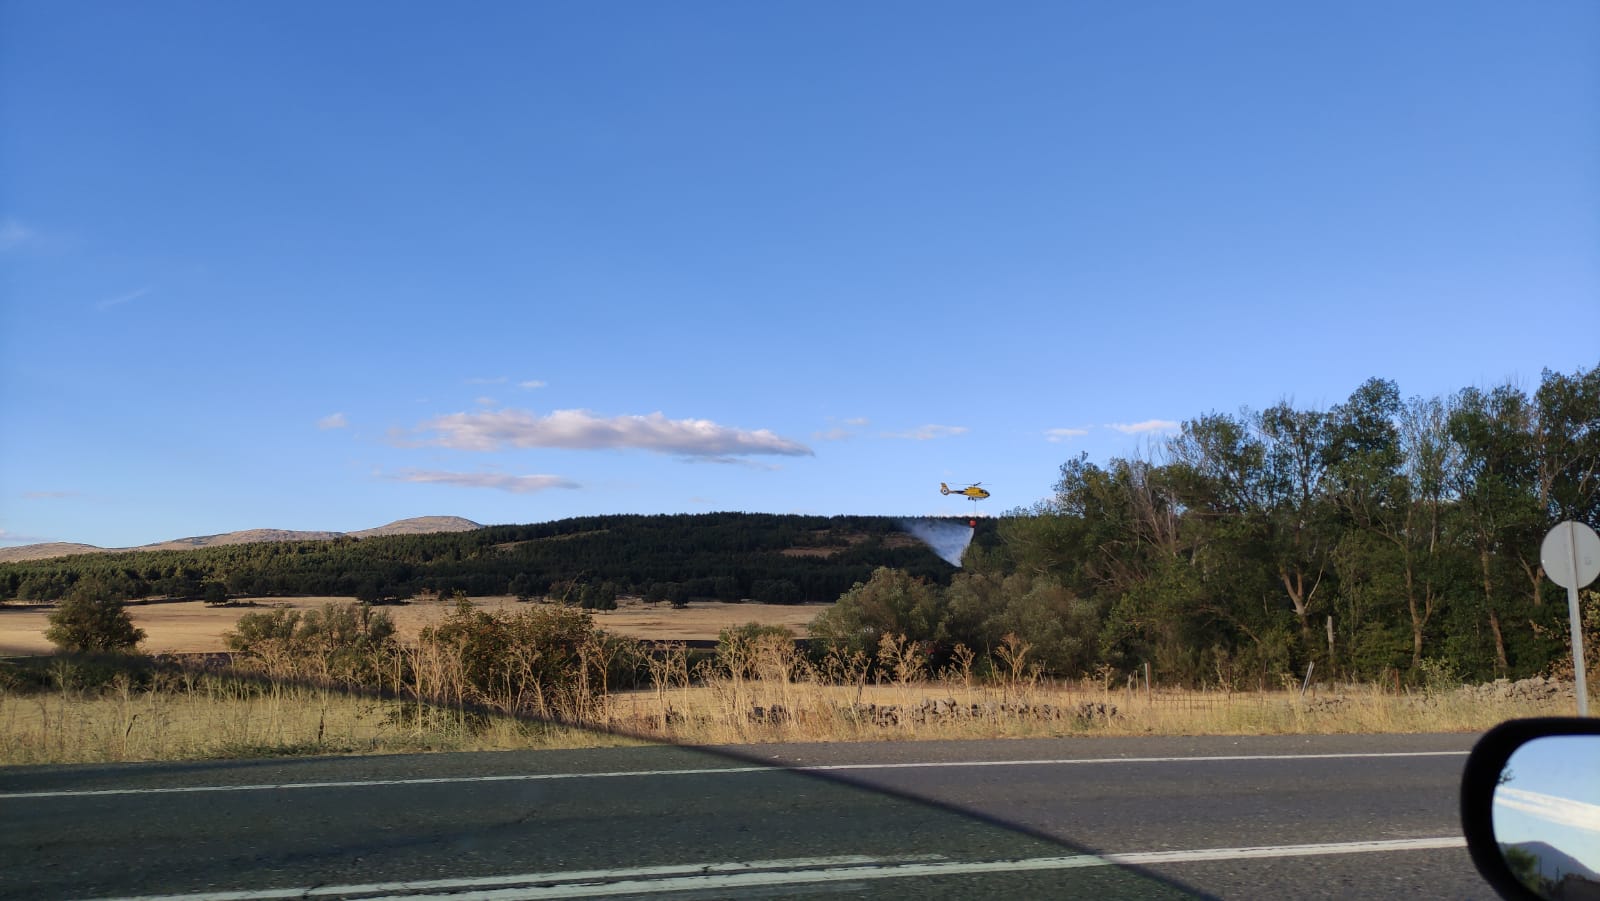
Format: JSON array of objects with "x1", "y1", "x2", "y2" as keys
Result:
[
  {"x1": 1, "y1": 621, "x2": 1579, "y2": 765},
  {"x1": 0, "y1": 669, "x2": 638, "y2": 766},
  {"x1": 612, "y1": 634, "x2": 1573, "y2": 745}
]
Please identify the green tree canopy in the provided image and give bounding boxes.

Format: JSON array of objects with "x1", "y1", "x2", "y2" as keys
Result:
[{"x1": 44, "y1": 580, "x2": 146, "y2": 654}]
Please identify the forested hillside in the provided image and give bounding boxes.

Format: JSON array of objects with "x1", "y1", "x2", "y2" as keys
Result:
[{"x1": 0, "y1": 514, "x2": 966, "y2": 606}]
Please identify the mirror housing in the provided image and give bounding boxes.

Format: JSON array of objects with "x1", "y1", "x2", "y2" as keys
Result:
[{"x1": 1461, "y1": 718, "x2": 1600, "y2": 900}]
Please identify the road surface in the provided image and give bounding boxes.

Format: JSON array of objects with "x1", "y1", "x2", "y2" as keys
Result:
[{"x1": 0, "y1": 733, "x2": 1491, "y2": 900}]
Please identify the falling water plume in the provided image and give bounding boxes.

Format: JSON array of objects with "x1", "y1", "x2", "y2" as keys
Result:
[{"x1": 900, "y1": 518, "x2": 975, "y2": 567}]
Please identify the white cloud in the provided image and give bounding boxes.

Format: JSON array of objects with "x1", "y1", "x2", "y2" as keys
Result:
[
  {"x1": 388, "y1": 470, "x2": 581, "y2": 494},
  {"x1": 884, "y1": 424, "x2": 969, "y2": 441},
  {"x1": 844, "y1": 417, "x2": 870, "y2": 427},
  {"x1": 317, "y1": 412, "x2": 349, "y2": 430},
  {"x1": 1045, "y1": 427, "x2": 1091, "y2": 442},
  {"x1": 1106, "y1": 419, "x2": 1180, "y2": 435},
  {"x1": 1497, "y1": 787, "x2": 1600, "y2": 835},
  {"x1": 475, "y1": 396, "x2": 497, "y2": 407},
  {"x1": 411, "y1": 408, "x2": 813, "y2": 457},
  {"x1": 0, "y1": 219, "x2": 34, "y2": 251},
  {"x1": 518, "y1": 380, "x2": 547, "y2": 390},
  {"x1": 464, "y1": 376, "x2": 508, "y2": 385},
  {"x1": 95, "y1": 287, "x2": 151, "y2": 311}
]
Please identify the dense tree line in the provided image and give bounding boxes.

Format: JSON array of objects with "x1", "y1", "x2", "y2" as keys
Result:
[
  {"x1": 815, "y1": 367, "x2": 1595, "y2": 687},
  {"x1": 0, "y1": 514, "x2": 966, "y2": 607}
]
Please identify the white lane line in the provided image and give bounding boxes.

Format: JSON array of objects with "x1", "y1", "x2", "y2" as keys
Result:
[
  {"x1": 86, "y1": 837, "x2": 1468, "y2": 901},
  {"x1": 85, "y1": 856, "x2": 929, "y2": 901},
  {"x1": 2, "y1": 750, "x2": 1467, "y2": 800}
]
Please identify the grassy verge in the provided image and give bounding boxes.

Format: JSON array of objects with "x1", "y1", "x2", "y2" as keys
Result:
[
  {"x1": 613, "y1": 679, "x2": 1569, "y2": 745},
  {"x1": 0, "y1": 677, "x2": 641, "y2": 766},
  {"x1": 1, "y1": 674, "x2": 1568, "y2": 766}
]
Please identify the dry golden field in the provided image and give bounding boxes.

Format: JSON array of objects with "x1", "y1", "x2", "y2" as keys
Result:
[{"x1": 0, "y1": 596, "x2": 819, "y2": 656}]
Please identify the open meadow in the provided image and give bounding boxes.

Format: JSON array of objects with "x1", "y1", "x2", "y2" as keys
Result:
[{"x1": 0, "y1": 596, "x2": 820, "y2": 656}]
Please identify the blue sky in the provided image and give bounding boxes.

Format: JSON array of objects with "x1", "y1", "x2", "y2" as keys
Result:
[{"x1": 2, "y1": 1, "x2": 1596, "y2": 548}]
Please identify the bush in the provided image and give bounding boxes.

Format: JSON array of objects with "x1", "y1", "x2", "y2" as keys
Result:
[
  {"x1": 810, "y1": 567, "x2": 944, "y2": 657},
  {"x1": 579, "y1": 581, "x2": 618, "y2": 610},
  {"x1": 416, "y1": 599, "x2": 641, "y2": 719},
  {"x1": 716, "y1": 622, "x2": 796, "y2": 671},
  {"x1": 44, "y1": 580, "x2": 145, "y2": 654},
  {"x1": 224, "y1": 602, "x2": 396, "y2": 683},
  {"x1": 667, "y1": 583, "x2": 691, "y2": 608},
  {"x1": 203, "y1": 581, "x2": 229, "y2": 606}
]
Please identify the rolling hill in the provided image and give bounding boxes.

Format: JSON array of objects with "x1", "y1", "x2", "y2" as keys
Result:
[
  {"x1": 0, "y1": 517, "x2": 482, "y2": 564},
  {"x1": 0, "y1": 513, "x2": 972, "y2": 604}
]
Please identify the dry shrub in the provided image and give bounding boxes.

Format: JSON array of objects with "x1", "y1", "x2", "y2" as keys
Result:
[{"x1": 411, "y1": 597, "x2": 640, "y2": 724}]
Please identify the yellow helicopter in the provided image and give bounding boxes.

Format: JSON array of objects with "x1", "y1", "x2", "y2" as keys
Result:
[{"x1": 940, "y1": 482, "x2": 990, "y2": 501}]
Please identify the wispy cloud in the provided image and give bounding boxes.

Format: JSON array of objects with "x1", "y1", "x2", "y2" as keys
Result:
[
  {"x1": 815, "y1": 416, "x2": 870, "y2": 441},
  {"x1": 0, "y1": 528, "x2": 56, "y2": 546},
  {"x1": 883, "y1": 424, "x2": 969, "y2": 441},
  {"x1": 409, "y1": 408, "x2": 813, "y2": 458},
  {"x1": 386, "y1": 469, "x2": 581, "y2": 494},
  {"x1": 464, "y1": 376, "x2": 508, "y2": 385},
  {"x1": 317, "y1": 412, "x2": 349, "y2": 430},
  {"x1": 95, "y1": 287, "x2": 151, "y2": 311},
  {"x1": 0, "y1": 219, "x2": 34, "y2": 251},
  {"x1": 518, "y1": 380, "x2": 547, "y2": 390},
  {"x1": 1106, "y1": 419, "x2": 1180, "y2": 435},
  {"x1": 22, "y1": 490, "x2": 78, "y2": 499},
  {"x1": 1045, "y1": 427, "x2": 1091, "y2": 442},
  {"x1": 680, "y1": 456, "x2": 783, "y2": 470},
  {"x1": 475, "y1": 396, "x2": 497, "y2": 407},
  {"x1": 1497, "y1": 786, "x2": 1600, "y2": 835}
]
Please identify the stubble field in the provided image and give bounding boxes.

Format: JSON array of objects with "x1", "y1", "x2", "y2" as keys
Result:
[{"x1": 0, "y1": 596, "x2": 818, "y2": 656}]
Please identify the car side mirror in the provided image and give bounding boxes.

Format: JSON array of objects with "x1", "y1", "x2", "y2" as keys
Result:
[{"x1": 1461, "y1": 718, "x2": 1600, "y2": 900}]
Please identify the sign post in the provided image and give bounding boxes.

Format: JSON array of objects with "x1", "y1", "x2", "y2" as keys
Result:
[{"x1": 1540, "y1": 521, "x2": 1600, "y2": 716}]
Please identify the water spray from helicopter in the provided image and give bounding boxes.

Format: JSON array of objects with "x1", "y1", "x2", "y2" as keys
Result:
[
  {"x1": 900, "y1": 518, "x2": 976, "y2": 567},
  {"x1": 900, "y1": 481, "x2": 989, "y2": 567}
]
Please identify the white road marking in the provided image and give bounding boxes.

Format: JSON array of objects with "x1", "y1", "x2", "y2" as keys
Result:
[
  {"x1": 2, "y1": 750, "x2": 1467, "y2": 800},
  {"x1": 83, "y1": 856, "x2": 923, "y2": 901},
  {"x1": 87, "y1": 837, "x2": 1468, "y2": 901}
]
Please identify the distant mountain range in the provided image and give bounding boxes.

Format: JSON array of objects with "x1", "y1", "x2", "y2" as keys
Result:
[
  {"x1": 0, "y1": 516, "x2": 483, "y2": 564},
  {"x1": 1508, "y1": 841, "x2": 1600, "y2": 885}
]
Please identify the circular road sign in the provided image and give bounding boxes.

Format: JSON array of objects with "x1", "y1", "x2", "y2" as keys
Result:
[{"x1": 1541, "y1": 521, "x2": 1600, "y2": 590}]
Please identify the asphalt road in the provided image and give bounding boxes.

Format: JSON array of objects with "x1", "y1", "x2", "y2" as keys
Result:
[{"x1": 0, "y1": 733, "x2": 1493, "y2": 900}]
